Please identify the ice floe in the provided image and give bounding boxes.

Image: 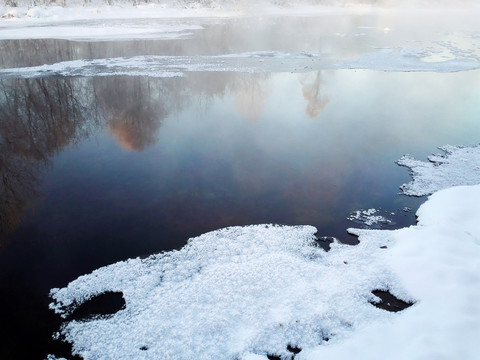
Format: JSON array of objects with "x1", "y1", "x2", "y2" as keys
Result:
[
  {"x1": 347, "y1": 208, "x2": 392, "y2": 227},
  {"x1": 1, "y1": 48, "x2": 479, "y2": 80},
  {"x1": 398, "y1": 144, "x2": 480, "y2": 196}
]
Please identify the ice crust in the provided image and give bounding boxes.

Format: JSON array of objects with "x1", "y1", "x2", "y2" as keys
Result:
[
  {"x1": 398, "y1": 144, "x2": 480, "y2": 196},
  {"x1": 1, "y1": 50, "x2": 479, "y2": 80},
  {"x1": 49, "y1": 144, "x2": 480, "y2": 359}
]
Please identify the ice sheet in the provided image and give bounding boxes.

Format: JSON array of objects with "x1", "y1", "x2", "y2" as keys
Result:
[
  {"x1": 1, "y1": 49, "x2": 479, "y2": 80},
  {"x1": 398, "y1": 144, "x2": 480, "y2": 196},
  {"x1": 0, "y1": 23, "x2": 203, "y2": 41}
]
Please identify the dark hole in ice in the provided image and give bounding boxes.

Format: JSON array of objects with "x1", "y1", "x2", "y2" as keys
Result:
[
  {"x1": 313, "y1": 236, "x2": 335, "y2": 251},
  {"x1": 267, "y1": 355, "x2": 282, "y2": 360},
  {"x1": 287, "y1": 344, "x2": 302, "y2": 354},
  {"x1": 323, "y1": 336, "x2": 330, "y2": 342},
  {"x1": 370, "y1": 290, "x2": 414, "y2": 312},
  {"x1": 68, "y1": 291, "x2": 126, "y2": 321}
]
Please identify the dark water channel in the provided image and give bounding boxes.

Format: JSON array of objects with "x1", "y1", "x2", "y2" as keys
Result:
[{"x1": 1, "y1": 22, "x2": 480, "y2": 359}]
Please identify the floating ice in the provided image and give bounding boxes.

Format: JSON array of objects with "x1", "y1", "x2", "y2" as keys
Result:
[
  {"x1": 1, "y1": 48, "x2": 479, "y2": 80},
  {"x1": 398, "y1": 144, "x2": 480, "y2": 196},
  {"x1": 0, "y1": 23, "x2": 203, "y2": 41},
  {"x1": 347, "y1": 208, "x2": 392, "y2": 227}
]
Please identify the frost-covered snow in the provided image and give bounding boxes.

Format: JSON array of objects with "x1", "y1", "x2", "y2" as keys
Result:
[
  {"x1": 398, "y1": 144, "x2": 480, "y2": 196},
  {"x1": 49, "y1": 144, "x2": 480, "y2": 359},
  {"x1": 50, "y1": 224, "x2": 405, "y2": 359}
]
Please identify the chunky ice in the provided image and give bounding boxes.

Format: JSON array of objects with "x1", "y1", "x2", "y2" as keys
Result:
[{"x1": 398, "y1": 144, "x2": 480, "y2": 196}]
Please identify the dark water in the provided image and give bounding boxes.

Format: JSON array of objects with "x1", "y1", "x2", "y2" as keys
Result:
[{"x1": 1, "y1": 18, "x2": 480, "y2": 360}]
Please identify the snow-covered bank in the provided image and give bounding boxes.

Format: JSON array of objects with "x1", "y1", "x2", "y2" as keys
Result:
[
  {"x1": 49, "y1": 144, "x2": 480, "y2": 359},
  {"x1": 301, "y1": 184, "x2": 480, "y2": 360}
]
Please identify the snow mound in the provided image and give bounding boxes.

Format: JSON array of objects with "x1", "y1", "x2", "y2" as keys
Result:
[
  {"x1": 50, "y1": 224, "x2": 407, "y2": 359},
  {"x1": 398, "y1": 144, "x2": 480, "y2": 196}
]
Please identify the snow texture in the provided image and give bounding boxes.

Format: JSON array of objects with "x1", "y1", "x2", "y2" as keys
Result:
[
  {"x1": 301, "y1": 184, "x2": 480, "y2": 360},
  {"x1": 49, "y1": 144, "x2": 480, "y2": 359},
  {"x1": 398, "y1": 144, "x2": 480, "y2": 196},
  {"x1": 49, "y1": 224, "x2": 403, "y2": 359}
]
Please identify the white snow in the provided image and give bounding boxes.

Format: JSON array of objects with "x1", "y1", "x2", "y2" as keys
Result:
[
  {"x1": 301, "y1": 185, "x2": 480, "y2": 360},
  {"x1": 49, "y1": 143, "x2": 480, "y2": 359},
  {"x1": 398, "y1": 144, "x2": 480, "y2": 196},
  {"x1": 50, "y1": 224, "x2": 403, "y2": 359}
]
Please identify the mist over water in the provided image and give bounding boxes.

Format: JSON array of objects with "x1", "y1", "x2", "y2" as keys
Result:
[{"x1": 3, "y1": 0, "x2": 478, "y2": 9}]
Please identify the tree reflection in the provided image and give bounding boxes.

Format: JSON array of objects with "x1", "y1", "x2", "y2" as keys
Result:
[
  {"x1": 94, "y1": 77, "x2": 167, "y2": 152},
  {"x1": 0, "y1": 64, "x2": 324, "y2": 238},
  {"x1": 300, "y1": 71, "x2": 329, "y2": 119},
  {"x1": 0, "y1": 78, "x2": 96, "y2": 238},
  {"x1": 231, "y1": 74, "x2": 269, "y2": 121}
]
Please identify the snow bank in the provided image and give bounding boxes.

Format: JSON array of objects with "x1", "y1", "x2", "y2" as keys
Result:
[
  {"x1": 2, "y1": 0, "x2": 480, "y2": 23},
  {"x1": 49, "y1": 143, "x2": 480, "y2": 359},
  {"x1": 398, "y1": 144, "x2": 480, "y2": 196},
  {"x1": 301, "y1": 184, "x2": 480, "y2": 360}
]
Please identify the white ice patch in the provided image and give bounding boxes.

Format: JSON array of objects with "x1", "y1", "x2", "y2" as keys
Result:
[
  {"x1": 398, "y1": 144, "x2": 480, "y2": 196},
  {"x1": 347, "y1": 208, "x2": 392, "y2": 227},
  {"x1": 49, "y1": 224, "x2": 406, "y2": 360},
  {"x1": 0, "y1": 23, "x2": 203, "y2": 41},
  {"x1": 1, "y1": 48, "x2": 479, "y2": 80},
  {"x1": 338, "y1": 47, "x2": 480, "y2": 73}
]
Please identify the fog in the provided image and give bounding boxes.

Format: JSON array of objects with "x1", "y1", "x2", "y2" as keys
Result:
[{"x1": 3, "y1": 0, "x2": 478, "y2": 8}]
